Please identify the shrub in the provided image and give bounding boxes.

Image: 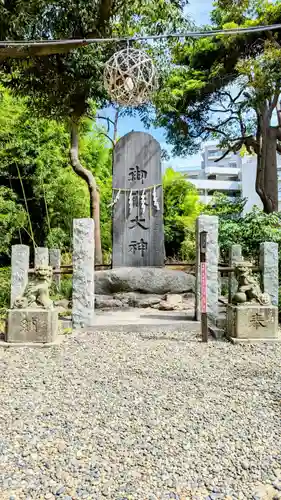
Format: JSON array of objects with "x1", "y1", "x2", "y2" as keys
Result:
[{"x1": 0, "y1": 266, "x2": 10, "y2": 316}]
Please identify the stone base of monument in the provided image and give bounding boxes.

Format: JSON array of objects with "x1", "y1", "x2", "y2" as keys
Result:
[
  {"x1": 227, "y1": 304, "x2": 280, "y2": 342},
  {"x1": 5, "y1": 308, "x2": 59, "y2": 344}
]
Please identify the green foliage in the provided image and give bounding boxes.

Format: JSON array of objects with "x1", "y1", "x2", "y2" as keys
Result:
[
  {"x1": 152, "y1": 0, "x2": 281, "y2": 157},
  {"x1": 0, "y1": 267, "x2": 10, "y2": 316},
  {"x1": 60, "y1": 278, "x2": 73, "y2": 301},
  {"x1": 0, "y1": 187, "x2": 26, "y2": 256},
  {"x1": 203, "y1": 192, "x2": 246, "y2": 219},
  {"x1": 217, "y1": 208, "x2": 281, "y2": 264},
  {"x1": 0, "y1": 89, "x2": 112, "y2": 258},
  {"x1": 163, "y1": 167, "x2": 202, "y2": 260},
  {"x1": 0, "y1": 0, "x2": 188, "y2": 121}
]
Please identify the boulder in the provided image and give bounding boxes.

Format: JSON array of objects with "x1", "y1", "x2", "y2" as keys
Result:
[
  {"x1": 95, "y1": 268, "x2": 195, "y2": 295},
  {"x1": 95, "y1": 295, "x2": 124, "y2": 309}
]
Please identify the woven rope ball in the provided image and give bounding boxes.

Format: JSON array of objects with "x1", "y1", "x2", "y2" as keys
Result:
[{"x1": 104, "y1": 47, "x2": 158, "y2": 106}]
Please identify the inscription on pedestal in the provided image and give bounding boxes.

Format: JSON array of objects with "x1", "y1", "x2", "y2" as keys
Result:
[
  {"x1": 227, "y1": 304, "x2": 278, "y2": 340},
  {"x1": 7, "y1": 309, "x2": 58, "y2": 343}
]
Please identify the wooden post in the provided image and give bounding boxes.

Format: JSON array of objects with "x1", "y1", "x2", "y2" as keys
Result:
[{"x1": 200, "y1": 231, "x2": 208, "y2": 343}]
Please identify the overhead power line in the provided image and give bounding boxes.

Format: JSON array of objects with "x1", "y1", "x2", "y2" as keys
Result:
[
  {"x1": 1, "y1": 22, "x2": 281, "y2": 46},
  {"x1": 1, "y1": 23, "x2": 281, "y2": 59}
]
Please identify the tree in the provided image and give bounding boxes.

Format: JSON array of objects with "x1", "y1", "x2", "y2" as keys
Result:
[
  {"x1": 163, "y1": 167, "x2": 202, "y2": 260},
  {"x1": 0, "y1": 187, "x2": 26, "y2": 258},
  {"x1": 203, "y1": 192, "x2": 246, "y2": 219},
  {"x1": 0, "y1": 0, "x2": 189, "y2": 263},
  {"x1": 153, "y1": 0, "x2": 281, "y2": 213},
  {"x1": 0, "y1": 89, "x2": 112, "y2": 257}
]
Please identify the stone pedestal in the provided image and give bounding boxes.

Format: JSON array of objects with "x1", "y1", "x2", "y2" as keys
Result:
[
  {"x1": 6, "y1": 309, "x2": 58, "y2": 343},
  {"x1": 227, "y1": 304, "x2": 279, "y2": 341}
]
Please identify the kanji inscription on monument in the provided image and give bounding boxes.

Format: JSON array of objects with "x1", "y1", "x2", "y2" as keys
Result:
[{"x1": 112, "y1": 131, "x2": 164, "y2": 267}]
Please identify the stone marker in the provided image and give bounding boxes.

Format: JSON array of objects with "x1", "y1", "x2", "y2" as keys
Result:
[
  {"x1": 35, "y1": 247, "x2": 49, "y2": 267},
  {"x1": 7, "y1": 266, "x2": 58, "y2": 344},
  {"x1": 227, "y1": 304, "x2": 278, "y2": 340},
  {"x1": 72, "y1": 218, "x2": 95, "y2": 329},
  {"x1": 49, "y1": 248, "x2": 61, "y2": 290},
  {"x1": 10, "y1": 244, "x2": 30, "y2": 307},
  {"x1": 112, "y1": 131, "x2": 165, "y2": 267},
  {"x1": 227, "y1": 261, "x2": 279, "y2": 341},
  {"x1": 7, "y1": 308, "x2": 58, "y2": 343},
  {"x1": 260, "y1": 242, "x2": 278, "y2": 307},
  {"x1": 228, "y1": 244, "x2": 242, "y2": 303},
  {"x1": 195, "y1": 215, "x2": 219, "y2": 323}
]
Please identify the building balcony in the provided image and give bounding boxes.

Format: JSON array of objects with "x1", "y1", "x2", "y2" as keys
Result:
[
  {"x1": 205, "y1": 166, "x2": 241, "y2": 177},
  {"x1": 188, "y1": 178, "x2": 241, "y2": 191}
]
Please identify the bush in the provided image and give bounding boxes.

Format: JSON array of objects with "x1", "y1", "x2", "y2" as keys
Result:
[
  {"x1": 163, "y1": 167, "x2": 201, "y2": 260},
  {"x1": 60, "y1": 277, "x2": 72, "y2": 301},
  {"x1": 0, "y1": 266, "x2": 10, "y2": 316}
]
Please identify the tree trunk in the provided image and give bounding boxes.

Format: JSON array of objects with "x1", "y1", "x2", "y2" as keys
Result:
[
  {"x1": 263, "y1": 127, "x2": 278, "y2": 212},
  {"x1": 69, "y1": 120, "x2": 103, "y2": 264},
  {"x1": 255, "y1": 108, "x2": 278, "y2": 213},
  {"x1": 113, "y1": 107, "x2": 119, "y2": 145}
]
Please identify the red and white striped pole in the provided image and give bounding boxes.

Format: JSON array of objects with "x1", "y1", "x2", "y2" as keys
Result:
[{"x1": 200, "y1": 231, "x2": 208, "y2": 342}]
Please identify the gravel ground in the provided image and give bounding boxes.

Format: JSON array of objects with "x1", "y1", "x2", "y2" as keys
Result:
[{"x1": 0, "y1": 328, "x2": 280, "y2": 500}]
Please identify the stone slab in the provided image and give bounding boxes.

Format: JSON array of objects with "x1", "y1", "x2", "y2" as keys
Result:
[
  {"x1": 95, "y1": 267, "x2": 195, "y2": 295},
  {"x1": 72, "y1": 218, "x2": 95, "y2": 329},
  {"x1": 228, "y1": 244, "x2": 242, "y2": 303},
  {"x1": 112, "y1": 131, "x2": 165, "y2": 267},
  {"x1": 10, "y1": 244, "x2": 30, "y2": 307},
  {"x1": 227, "y1": 304, "x2": 278, "y2": 340},
  {"x1": 6, "y1": 308, "x2": 58, "y2": 343},
  {"x1": 230, "y1": 337, "x2": 281, "y2": 344},
  {"x1": 0, "y1": 336, "x2": 63, "y2": 348},
  {"x1": 195, "y1": 215, "x2": 219, "y2": 323},
  {"x1": 260, "y1": 242, "x2": 278, "y2": 306},
  {"x1": 35, "y1": 247, "x2": 49, "y2": 267},
  {"x1": 49, "y1": 248, "x2": 61, "y2": 289}
]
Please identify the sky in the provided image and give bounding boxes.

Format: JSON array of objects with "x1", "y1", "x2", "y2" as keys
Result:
[{"x1": 98, "y1": 0, "x2": 213, "y2": 170}]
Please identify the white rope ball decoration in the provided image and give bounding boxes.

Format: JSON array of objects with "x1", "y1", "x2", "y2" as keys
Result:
[{"x1": 104, "y1": 47, "x2": 158, "y2": 106}]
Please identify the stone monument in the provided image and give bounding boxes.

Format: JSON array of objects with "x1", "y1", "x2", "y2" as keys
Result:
[
  {"x1": 6, "y1": 266, "x2": 58, "y2": 344},
  {"x1": 226, "y1": 261, "x2": 279, "y2": 341},
  {"x1": 112, "y1": 131, "x2": 165, "y2": 267}
]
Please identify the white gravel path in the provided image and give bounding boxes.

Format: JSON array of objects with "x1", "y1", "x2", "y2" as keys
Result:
[{"x1": 0, "y1": 328, "x2": 280, "y2": 500}]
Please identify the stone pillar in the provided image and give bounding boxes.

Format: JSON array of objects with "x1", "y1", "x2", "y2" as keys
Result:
[
  {"x1": 260, "y1": 242, "x2": 278, "y2": 306},
  {"x1": 49, "y1": 249, "x2": 61, "y2": 290},
  {"x1": 10, "y1": 245, "x2": 30, "y2": 307},
  {"x1": 228, "y1": 244, "x2": 242, "y2": 303},
  {"x1": 195, "y1": 216, "x2": 219, "y2": 323},
  {"x1": 35, "y1": 247, "x2": 49, "y2": 267},
  {"x1": 72, "y1": 218, "x2": 95, "y2": 329}
]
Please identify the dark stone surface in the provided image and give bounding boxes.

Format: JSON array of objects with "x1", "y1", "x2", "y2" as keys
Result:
[
  {"x1": 95, "y1": 267, "x2": 195, "y2": 295},
  {"x1": 112, "y1": 131, "x2": 165, "y2": 267}
]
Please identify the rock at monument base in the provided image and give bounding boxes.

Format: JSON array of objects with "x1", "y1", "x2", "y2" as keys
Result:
[
  {"x1": 227, "y1": 304, "x2": 279, "y2": 340},
  {"x1": 6, "y1": 308, "x2": 58, "y2": 343},
  {"x1": 95, "y1": 267, "x2": 195, "y2": 295}
]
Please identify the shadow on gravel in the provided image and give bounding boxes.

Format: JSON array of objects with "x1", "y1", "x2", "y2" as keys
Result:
[{"x1": 140, "y1": 313, "x2": 195, "y2": 321}]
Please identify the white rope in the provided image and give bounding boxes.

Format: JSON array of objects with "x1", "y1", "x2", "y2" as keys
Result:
[
  {"x1": 108, "y1": 188, "x2": 121, "y2": 207},
  {"x1": 141, "y1": 189, "x2": 146, "y2": 215},
  {"x1": 152, "y1": 185, "x2": 160, "y2": 211}
]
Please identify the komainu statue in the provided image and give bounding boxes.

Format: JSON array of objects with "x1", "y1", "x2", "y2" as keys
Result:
[
  {"x1": 13, "y1": 266, "x2": 53, "y2": 309},
  {"x1": 231, "y1": 261, "x2": 271, "y2": 306}
]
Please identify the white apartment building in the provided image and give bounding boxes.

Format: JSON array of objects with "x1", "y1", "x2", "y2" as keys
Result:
[{"x1": 176, "y1": 144, "x2": 264, "y2": 214}]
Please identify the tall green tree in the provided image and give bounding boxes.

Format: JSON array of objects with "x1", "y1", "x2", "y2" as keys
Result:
[
  {"x1": 0, "y1": 0, "x2": 189, "y2": 262},
  {"x1": 0, "y1": 89, "x2": 112, "y2": 257},
  {"x1": 153, "y1": 0, "x2": 281, "y2": 213},
  {"x1": 163, "y1": 167, "x2": 201, "y2": 260}
]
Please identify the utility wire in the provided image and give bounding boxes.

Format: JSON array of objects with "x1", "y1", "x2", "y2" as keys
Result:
[{"x1": 1, "y1": 23, "x2": 281, "y2": 46}]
